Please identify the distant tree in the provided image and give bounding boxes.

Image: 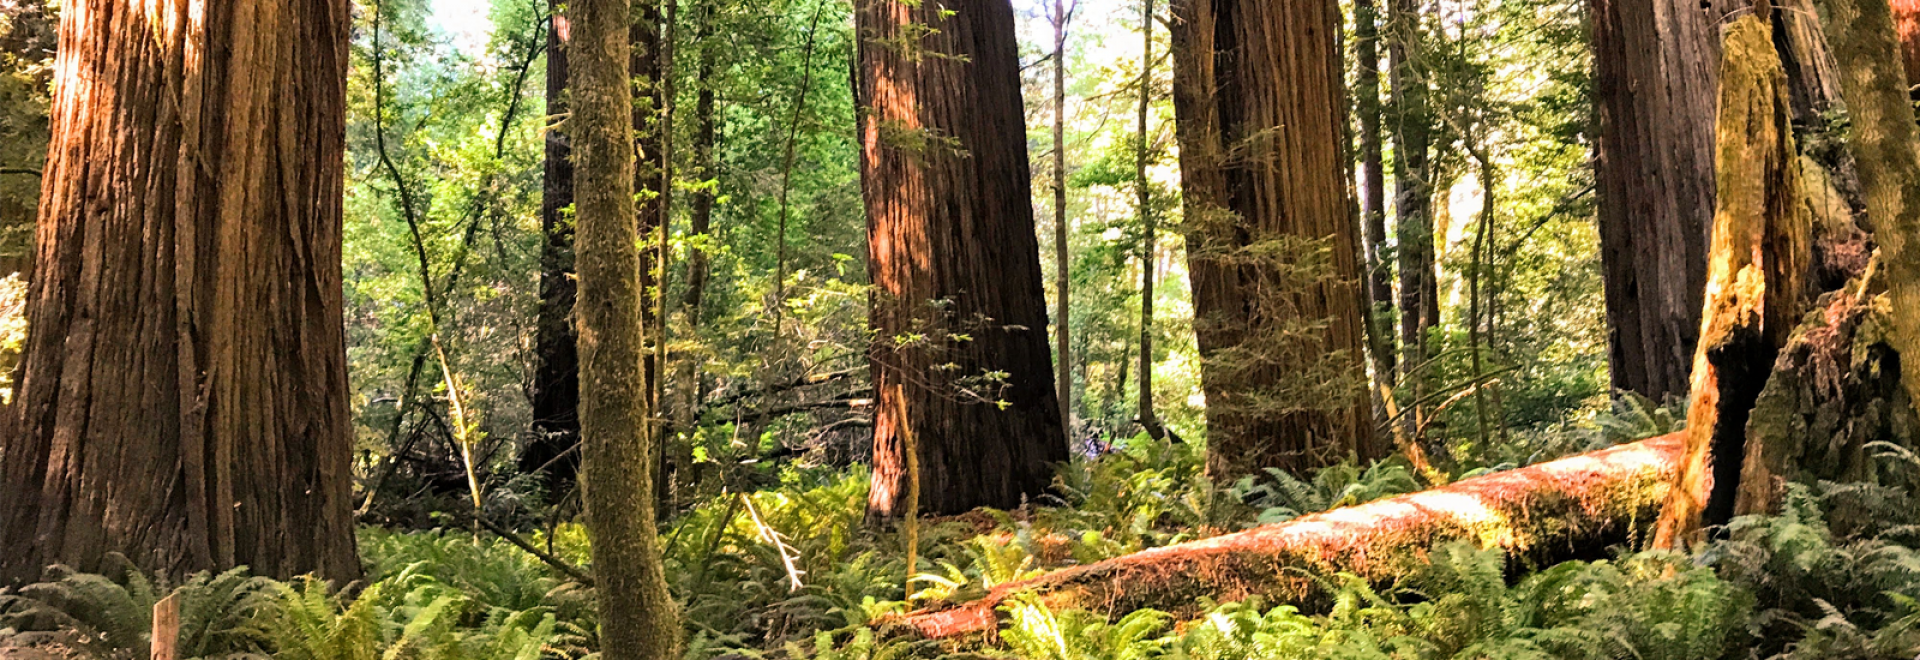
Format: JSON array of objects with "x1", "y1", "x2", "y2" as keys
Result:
[
  {"x1": 567, "y1": 0, "x2": 682, "y2": 656},
  {"x1": 0, "y1": 0, "x2": 359, "y2": 584},
  {"x1": 1354, "y1": 0, "x2": 1396, "y2": 394},
  {"x1": 1389, "y1": 0, "x2": 1438, "y2": 409},
  {"x1": 858, "y1": 0, "x2": 1068, "y2": 519},
  {"x1": 1169, "y1": 0, "x2": 1383, "y2": 479},
  {"x1": 526, "y1": 3, "x2": 582, "y2": 500}
]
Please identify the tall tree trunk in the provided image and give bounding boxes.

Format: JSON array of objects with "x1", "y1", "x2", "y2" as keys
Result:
[
  {"x1": 526, "y1": 5, "x2": 581, "y2": 499},
  {"x1": 1052, "y1": 0, "x2": 1073, "y2": 437},
  {"x1": 1137, "y1": 0, "x2": 1166, "y2": 441},
  {"x1": 569, "y1": 0, "x2": 682, "y2": 656},
  {"x1": 0, "y1": 0, "x2": 359, "y2": 584},
  {"x1": 1817, "y1": 0, "x2": 1920, "y2": 443},
  {"x1": 1653, "y1": 14, "x2": 1811, "y2": 547},
  {"x1": 858, "y1": 0, "x2": 1068, "y2": 520},
  {"x1": 633, "y1": 0, "x2": 667, "y2": 426},
  {"x1": 1169, "y1": 0, "x2": 1382, "y2": 479},
  {"x1": 1389, "y1": 0, "x2": 1438, "y2": 410},
  {"x1": 672, "y1": 0, "x2": 721, "y2": 464},
  {"x1": 1355, "y1": 0, "x2": 1396, "y2": 393},
  {"x1": 1591, "y1": 0, "x2": 1734, "y2": 402}
]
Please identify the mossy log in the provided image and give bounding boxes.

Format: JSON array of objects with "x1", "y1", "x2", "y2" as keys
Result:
[{"x1": 898, "y1": 433, "x2": 1685, "y2": 638}]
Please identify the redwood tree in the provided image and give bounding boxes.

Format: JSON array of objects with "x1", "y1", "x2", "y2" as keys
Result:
[
  {"x1": 858, "y1": 0, "x2": 1067, "y2": 519},
  {"x1": 0, "y1": 0, "x2": 359, "y2": 583},
  {"x1": 1591, "y1": 0, "x2": 1734, "y2": 402},
  {"x1": 1169, "y1": 0, "x2": 1382, "y2": 478},
  {"x1": 525, "y1": 9, "x2": 581, "y2": 498}
]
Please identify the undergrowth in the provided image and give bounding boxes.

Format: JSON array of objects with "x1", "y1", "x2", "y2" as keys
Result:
[{"x1": 6, "y1": 433, "x2": 1919, "y2": 659}]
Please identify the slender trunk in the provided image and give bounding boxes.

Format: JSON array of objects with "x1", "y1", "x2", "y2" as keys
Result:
[
  {"x1": 672, "y1": 0, "x2": 721, "y2": 468},
  {"x1": 772, "y1": 1, "x2": 829, "y2": 338},
  {"x1": 1355, "y1": 0, "x2": 1395, "y2": 392},
  {"x1": 858, "y1": 0, "x2": 1067, "y2": 519},
  {"x1": 1052, "y1": 0, "x2": 1073, "y2": 435},
  {"x1": 1137, "y1": 0, "x2": 1165, "y2": 441},
  {"x1": 1892, "y1": 0, "x2": 1920, "y2": 89},
  {"x1": 1591, "y1": 0, "x2": 1732, "y2": 402},
  {"x1": 1389, "y1": 0, "x2": 1439, "y2": 424},
  {"x1": 527, "y1": 6, "x2": 581, "y2": 497},
  {"x1": 569, "y1": 0, "x2": 682, "y2": 655},
  {"x1": 0, "y1": 0, "x2": 359, "y2": 584},
  {"x1": 1169, "y1": 0, "x2": 1382, "y2": 479}
]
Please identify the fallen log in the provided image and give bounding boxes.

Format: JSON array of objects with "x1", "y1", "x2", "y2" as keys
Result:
[{"x1": 899, "y1": 432, "x2": 1686, "y2": 638}]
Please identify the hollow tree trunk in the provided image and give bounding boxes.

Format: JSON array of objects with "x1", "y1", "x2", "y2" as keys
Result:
[
  {"x1": 525, "y1": 10, "x2": 581, "y2": 498},
  {"x1": 1169, "y1": 0, "x2": 1381, "y2": 480},
  {"x1": 0, "y1": 0, "x2": 359, "y2": 584},
  {"x1": 902, "y1": 433, "x2": 1688, "y2": 638},
  {"x1": 1653, "y1": 14, "x2": 1812, "y2": 548},
  {"x1": 1591, "y1": 0, "x2": 1737, "y2": 402},
  {"x1": 858, "y1": 0, "x2": 1068, "y2": 519},
  {"x1": 569, "y1": 0, "x2": 681, "y2": 655}
]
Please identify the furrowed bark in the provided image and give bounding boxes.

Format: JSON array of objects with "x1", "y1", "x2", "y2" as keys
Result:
[
  {"x1": 900, "y1": 433, "x2": 1688, "y2": 638},
  {"x1": 1591, "y1": 0, "x2": 1735, "y2": 403},
  {"x1": 0, "y1": 0, "x2": 359, "y2": 584},
  {"x1": 1169, "y1": 0, "x2": 1380, "y2": 479},
  {"x1": 858, "y1": 0, "x2": 1067, "y2": 519}
]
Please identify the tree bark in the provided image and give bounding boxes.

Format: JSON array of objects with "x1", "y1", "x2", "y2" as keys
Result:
[
  {"x1": 1388, "y1": 0, "x2": 1438, "y2": 406},
  {"x1": 569, "y1": 0, "x2": 682, "y2": 655},
  {"x1": 901, "y1": 433, "x2": 1688, "y2": 638},
  {"x1": 1169, "y1": 0, "x2": 1381, "y2": 479},
  {"x1": 1136, "y1": 0, "x2": 1165, "y2": 441},
  {"x1": 0, "y1": 0, "x2": 359, "y2": 584},
  {"x1": 1591, "y1": 0, "x2": 1736, "y2": 402},
  {"x1": 525, "y1": 7, "x2": 581, "y2": 499},
  {"x1": 1891, "y1": 0, "x2": 1920, "y2": 88},
  {"x1": 857, "y1": 0, "x2": 1068, "y2": 520},
  {"x1": 1355, "y1": 0, "x2": 1396, "y2": 392},
  {"x1": 1053, "y1": 0, "x2": 1073, "y2": 436},
  {"x1": 1815, "y1": 0, "x2": 1920, "y2": 455},
  {"x1": 1653, "y1": 14, "x2": 1812, "y2": 548}
]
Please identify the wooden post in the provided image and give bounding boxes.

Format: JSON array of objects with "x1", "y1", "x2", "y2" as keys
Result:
[{"x1": 150, "y1": 593, "x2": 179, "y2": 660}]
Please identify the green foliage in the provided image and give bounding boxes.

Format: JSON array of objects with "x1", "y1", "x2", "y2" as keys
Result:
[
  {"x1": 1234, "y1": 458, "x2": 1423, "y2": 524},
  {"x1": 0, "y1": 555, "x2": 279, "y2": 658}
]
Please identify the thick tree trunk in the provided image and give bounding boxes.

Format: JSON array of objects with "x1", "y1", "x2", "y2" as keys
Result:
[
  {"x1": 1591, "y1": 0, "x2": 1735, "y2": 402},
  {"x1": 525, "y1": 10, "x2": 581, "y2": 499},
  {"x1": 0, "y1": 0, "x2": 359, "y2": 584},
  {"x1": 569, "y1": 0, "x2": 682, "y2": 656},
  {"x1": 1169, "y1": 0, "x2": 1381, "y2": 479},
  {"x1": 1388, "y1": 0, "x2": 1438, "y2": 404},
  {"x1": 901, "y1": 433, "x2": 1688, "y2": 638},
  {"x1": 858, "y1": 0, "x2": 1068, "y2": 520},
  {"x1": 1355, "y1": 0, "x2": 1396, "y2": 392},
  {"x1": 1653, "y1": 15, "x2": 1812, "y2": 547}
]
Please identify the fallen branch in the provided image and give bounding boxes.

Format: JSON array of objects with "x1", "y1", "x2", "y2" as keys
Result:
[{"x1": 898, "y1": 432, "x2": 1686, "y2": 638}]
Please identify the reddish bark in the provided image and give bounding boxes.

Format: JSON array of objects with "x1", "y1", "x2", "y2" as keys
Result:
[
  {"x1": 0, "y1": 0, "x2": 359, "y2": 583},
  {"x1": 858, "y1": 0, "x2": 1067, "y2": 519}
]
